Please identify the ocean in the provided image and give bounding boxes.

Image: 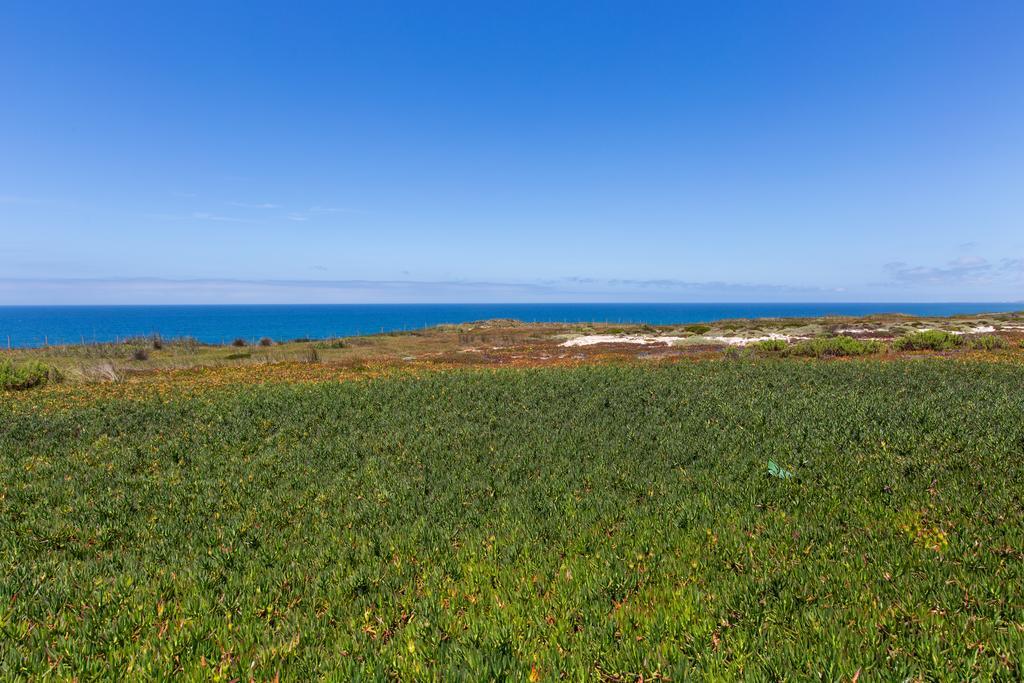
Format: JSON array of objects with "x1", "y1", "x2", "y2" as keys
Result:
[{"x1": 1, "y1": 303, "x2": 1020, "y2": 348}]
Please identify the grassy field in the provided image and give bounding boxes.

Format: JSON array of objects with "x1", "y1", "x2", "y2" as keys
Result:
[{"x1": 2, "y1": 359, "x2": 1023, "y2": 679}]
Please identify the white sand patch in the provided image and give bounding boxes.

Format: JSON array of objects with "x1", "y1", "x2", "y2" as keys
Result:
[
  {"x1": 836, "y1": 327, "x2": 890, "y2": 334},
  {"x1": 560, "y1": 334, "x2": 686, "y2": 347},
  {"x1": 951, "y1": 325, "x2": 996, "y2": 335},
  {"x1": 704, "y1": 333, "x2": 807, "y2": 347},
  {"x1": 902, "y1": 325, "x2": 997, "y2": 335}
]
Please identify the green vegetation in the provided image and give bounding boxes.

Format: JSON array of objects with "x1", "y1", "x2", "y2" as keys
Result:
[
  {"x1": 314, "y1": 338, "x2": 348, "y2": 350},
  {"x1": 749, "y1": 338, "x2": 789, "y2": 353},
  {"x1": 0, "y1": 359, "x2": 61, "y2": 390},
  {"x1": 967, "y1": 334, "x2": 1010, "y2": 351},
  {"x1": 892, "y1": 331, "x2": 1011, "y2": 353},
  {"x1": 2, "y1": 361, "x2": 1023, "y2": 679},
  {"x1": 683, "y1": 324, "x2": 711, "y2": 335},
  {"x1": 751, "y1": 335, "x2": 884, "y2": 357},
  {"x1": 788, "y1": 335, "x2": 884, "y2": 357},
  {"x1": 893, "y1": 330, "x2": 963, "y2": 351}
]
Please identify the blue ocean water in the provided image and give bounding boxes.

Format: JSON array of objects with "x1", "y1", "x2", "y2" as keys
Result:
[{"x1": 0, "y1": 303, "x2": 1021, "y2": 348}]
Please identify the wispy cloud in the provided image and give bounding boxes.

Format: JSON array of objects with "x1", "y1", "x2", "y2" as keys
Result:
[
  {"x1": 145, "y1": 201, "x2": 360, "y2": 224},
  {"x1": 882, "y1": 256, "x2": 1023, "y2": 287},
  {"x1": 5, "y1": 273, "x2": 1022, "y2": 305},
  {"x1": 308, "y1": 205, "x2": 366, "y2": 215},
  {"x1": 282, "y1": 206, "x2": 364, "y2": 222},
  {"x1": 227, "y1": 201, "x2": 281, "y2": 209},
  {"x1": 192, "y1": 212, "x2": 251, "y2": 223},
  {"x1": 147, "y1": 211, "x2": 254, "y2": 223},
  {"x1": 558, "y1": 276, "x2": 836, "y2": 294},
  {"x1": 0, "y1": 275, "x2": 837, "y2": 305}
]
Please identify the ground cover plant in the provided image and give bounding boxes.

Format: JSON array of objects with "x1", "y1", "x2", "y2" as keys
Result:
[
  {"x1": 787, "y1": 335, "x2": 885, "y2": 357},
  {"x1": 2, "y1": 360, "x2": 1023, "y2": 679},
  {"x1": 966, "y1": 334, "x2": 1010, "y2": 351},
  {"x1": 751, "y1": 335, "x2": 884, "y2": 357},
  {"x1": 893, "y1": 330, "x2": 963, "y2": 351},
  {"x1": 0, "y1": 360, "x2": 61, "y2": 390}
]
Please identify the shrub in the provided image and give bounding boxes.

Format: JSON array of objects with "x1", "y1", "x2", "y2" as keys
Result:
[
  {"x1": 893, "y1": 330, "x2": 962, "y2": 351},
  {"x1": 0, "y1": 360, "x2": 62, "y2": 390},
  {"x1": 232, "y1": 338, "x2": 248, "y2": 347},
  {"x1": 684, "y1": 324, "x2": 711, "y2": 335},
  {"x1": 966, "y1": 334, "x2": 1009, "y2": 350},
  {"x1": 258, "y1": 337, "x2": 274, "y2": 347},
  {"x1": 750, "y1": 339, "x2": 788, "y2": 353},
  {"x1": 787, "y1": 336, "x2": 884, "y2": 358},
  {"x1": 314, "y1": 339, "x2": 347, "y2": 350},
  {"x1": 303, "y1": 346, "x2": 320, "y2": 363},
  {"x1": 225, "y1": 352, "x2": 251, "y2": 360},
  {"x1": 132, "y1": 348, "x2": 150, "y2": 361},
  {"x1": 152, "y1": 335, "x2": 163, "y2": 350}
]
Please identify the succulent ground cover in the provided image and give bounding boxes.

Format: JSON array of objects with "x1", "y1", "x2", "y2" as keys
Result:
[{"x1": 2, "y1": 360, "x2": 1022, "y2": 679}]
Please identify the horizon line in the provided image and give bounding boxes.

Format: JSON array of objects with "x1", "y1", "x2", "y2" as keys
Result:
[{"x1": 2, "y1": 301, "x2": 1023, "y2": 307}]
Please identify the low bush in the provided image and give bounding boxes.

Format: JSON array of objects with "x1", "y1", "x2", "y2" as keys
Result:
[
  {"x1": 132, "y1": 348, "x2": 150, "y2": 361},
  {"x1": 258, "y1": 337, "x2": 274, "y2": 347},
  {"x1": 684, "y1": 324, "x2": 711, "y2": 335},
  {"x1": 231, "y1": 338, "x2": 248, "y2": 347},
  {"x1": 0, "y1": 359, "x2": 62, "y2": 390},
  {"x1": 893, "y1": 330, "x2": 962, "y2": 351},
  {"x1": 965, "y1": 334, "x2": 1009, "y2": 350},
  {"x1": 750, "y1": 339, "x2": 788, "y2": 353},
  {"x1": 787, "y1": 336, "x2": 884, "y2": 358}
]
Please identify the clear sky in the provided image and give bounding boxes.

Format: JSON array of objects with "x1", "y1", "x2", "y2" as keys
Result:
[{"x1": 2, "y1": 1, "x2": 1022, "y2": 304}]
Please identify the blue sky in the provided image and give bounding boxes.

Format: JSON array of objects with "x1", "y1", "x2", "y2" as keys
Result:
[{"x1": 1, "y1": 1, "x2": 1022, "y2": 304}]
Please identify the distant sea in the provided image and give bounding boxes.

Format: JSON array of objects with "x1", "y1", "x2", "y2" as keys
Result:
[{"x1": 1, "y1": 303, "x2": 1021, "y2": 348}]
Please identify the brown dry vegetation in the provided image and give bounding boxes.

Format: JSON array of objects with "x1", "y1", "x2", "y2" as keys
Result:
[{"x1": 2, "y1": 313, "x2": 1023, "y2": 399}]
